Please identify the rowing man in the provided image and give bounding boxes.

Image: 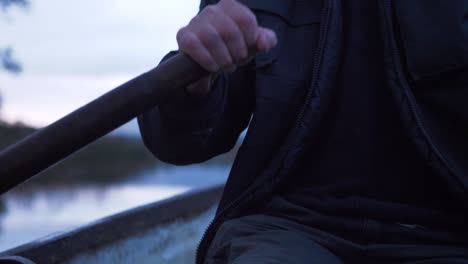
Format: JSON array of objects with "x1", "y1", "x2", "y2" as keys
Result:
[{"x1": 139, "y1": 0, "x2": 468, "y2": 262}]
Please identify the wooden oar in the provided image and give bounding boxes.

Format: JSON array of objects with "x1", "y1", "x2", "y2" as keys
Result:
[{"x1": 0, "y1": 53, "x2": 208, "y2": 195}]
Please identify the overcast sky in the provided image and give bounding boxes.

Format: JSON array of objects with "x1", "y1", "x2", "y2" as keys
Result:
[{"x1": 0, "y1": 0, "x2": 198, "y2": 131}]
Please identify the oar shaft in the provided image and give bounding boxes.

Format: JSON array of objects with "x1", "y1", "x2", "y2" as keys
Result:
[{"x1": 0, "y1": 53, "x2": 208, "y2": 194}]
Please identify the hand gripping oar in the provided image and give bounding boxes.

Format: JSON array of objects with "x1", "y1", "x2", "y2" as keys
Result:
[{"x1": 0, "y1": 53, "x2": 209, "y2": 195}]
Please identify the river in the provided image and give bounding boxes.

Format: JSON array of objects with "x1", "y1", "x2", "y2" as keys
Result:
[{"x1": 0, "y1": 164, "x2": 230, "y2": 252}]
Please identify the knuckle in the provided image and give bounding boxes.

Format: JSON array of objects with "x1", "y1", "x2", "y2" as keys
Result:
[
  {"x1": 202, "y1": 5, "x2": 218, "y2": 16},
  {"x1": 199, "y1": 27, "x2": 220, "y2": 47},
  {"x1": 176, "y1": 27, "x2": 187, "y2": 43},
  {"x1": 218, "y1": 25, "x2": 238, "y2": 42},
  {"x1": 178, "y1": 32, "x2": 197, "y2": 50},
  {"x1": 187, "y1": 15, "x2": 198, "y2": 26},
  {"x1": 236, "y1": 11, "x2": 257, "y2": 29}
]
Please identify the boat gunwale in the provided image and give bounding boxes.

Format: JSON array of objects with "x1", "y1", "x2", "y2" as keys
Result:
[{"x1": 0, "y1": 184, "x2": 224, "y2": 264}]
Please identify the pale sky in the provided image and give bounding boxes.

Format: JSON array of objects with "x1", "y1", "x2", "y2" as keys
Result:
[{"x1": 0, "y1": 0, "x2": 199, "y2": 131}]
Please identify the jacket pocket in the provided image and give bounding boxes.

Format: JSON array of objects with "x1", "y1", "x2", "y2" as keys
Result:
[
  {"x1": 240, "y1": 1, "x2": 324, "y2": 149},
  {"x1": 393, "y1": 0, "x2": 468, "y2": 80},
  {"x1": 242, "y1": 0, "x2": 323, "y2": 75},
  {"x1": 240, "y1": 0, "x2": 323, "y2": 103}
]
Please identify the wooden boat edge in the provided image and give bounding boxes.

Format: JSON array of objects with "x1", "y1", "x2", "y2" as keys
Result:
[{"x1": 0, "y1": 184, "x2": 224, "y2": 263}]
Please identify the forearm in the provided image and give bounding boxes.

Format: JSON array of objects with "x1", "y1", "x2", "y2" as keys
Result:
[
  {"x1": 138, "y1": 64, "x2": 228, "y2": 164},
  {"x1": 138, "y1": 0, "x2": 269, "y2": 164}
]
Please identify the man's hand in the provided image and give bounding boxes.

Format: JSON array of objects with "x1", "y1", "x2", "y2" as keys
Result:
[{"x1": 177, "y1": 0, "x2": 277, "y2": 94}]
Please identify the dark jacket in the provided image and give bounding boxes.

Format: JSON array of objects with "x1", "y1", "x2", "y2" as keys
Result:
[{"x1": 138, "y1": 0, "x2": 468, "y2": 262}]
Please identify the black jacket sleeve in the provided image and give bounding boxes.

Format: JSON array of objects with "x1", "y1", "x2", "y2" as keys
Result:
[{"x1": 137, "y1": 51, "x2": 256, "y2": 165}]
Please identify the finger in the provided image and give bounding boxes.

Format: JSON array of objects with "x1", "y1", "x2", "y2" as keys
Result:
[
  {"x1": 216, "y1": 16, "x2": 248, "y2": 63},
  {"x1": 256, "y1": 28, "x2": 278, "y2": 52},
  {"x1": 224, "y1": 65, "x2": 237, "y2": 74},
  {"x1": 221, "y1": 0, "x2": 259, "y2": 47},
  {"x1": 177, "y1": 29, "x2": 220, "y2": 72},
  {"x1": 199, "y1": 25, "x2": 234, "y2": 71}
]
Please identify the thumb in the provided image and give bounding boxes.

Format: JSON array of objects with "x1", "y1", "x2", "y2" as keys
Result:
[{"x1": 255, "y1": 27, "x2": 278, "y2": 52}]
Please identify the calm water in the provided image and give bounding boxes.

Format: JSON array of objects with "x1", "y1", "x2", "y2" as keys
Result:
[{"x1": 0, "y1": 164, "x2": 230, "y2": 252}]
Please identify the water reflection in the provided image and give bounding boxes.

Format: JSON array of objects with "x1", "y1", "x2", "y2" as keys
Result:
[{"x1": 0, "y1": 164, "x2": 229, "y2": 252}]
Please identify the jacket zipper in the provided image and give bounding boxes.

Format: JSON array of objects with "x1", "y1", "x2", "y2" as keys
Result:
[
  {"x1": 195, "y1": 1, "x2": 333, "y2": 262},
  {"x1": 380, "y1": 0, "x2": 467, "y2": 194}
]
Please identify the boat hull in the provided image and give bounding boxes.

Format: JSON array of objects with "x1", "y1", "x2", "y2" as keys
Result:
[{"x1": 0, "y1": 185, "x2": 223, "y2": 264}]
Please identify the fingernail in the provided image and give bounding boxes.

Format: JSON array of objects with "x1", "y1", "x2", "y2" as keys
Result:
[
  {"x1": 268, "y1": 30, "x2": 277, "y2": 47},
  {"x1": 223, "y1": 65, "x2": 236, "y2": 74}
]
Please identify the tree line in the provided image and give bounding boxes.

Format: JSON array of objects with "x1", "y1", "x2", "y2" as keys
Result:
[
  {"x1": 1, "y1": 0, "x2": 28, "y2": 115},
  {"x1": 1, "y1": 0, "x2": 28, "y2": 73}
]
